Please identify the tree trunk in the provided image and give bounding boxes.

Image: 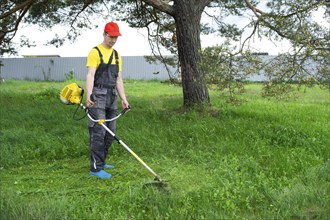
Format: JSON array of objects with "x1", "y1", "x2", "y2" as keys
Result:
[{"x1": 174, "y1": 1, "x2": 210, "y2": 107}]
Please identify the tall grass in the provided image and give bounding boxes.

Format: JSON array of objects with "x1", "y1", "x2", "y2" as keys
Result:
[{"x1": 0, "y1": 80, "x2": 329, "y2": 219}]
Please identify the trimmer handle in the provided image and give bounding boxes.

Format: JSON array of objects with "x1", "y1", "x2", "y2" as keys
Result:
[{"x1": 121, "y1": 105, "x2": 131, "y2": 115}]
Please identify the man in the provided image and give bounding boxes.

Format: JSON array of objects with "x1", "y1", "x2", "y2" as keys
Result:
[{"x1": 86, "y1": 22, "x2": 129, "y2": 179}]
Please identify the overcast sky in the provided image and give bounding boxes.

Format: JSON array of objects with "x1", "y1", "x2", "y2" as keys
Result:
[
  {"x1": 6, "y1": 6, "x2": 326, "y2": 58},
  {"x1": 8, "y1": 22, "x2": 288, "y2": 58}
]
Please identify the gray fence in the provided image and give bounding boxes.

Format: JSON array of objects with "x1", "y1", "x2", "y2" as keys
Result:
[
  {"x1": 4, "y1": 55, "x2": 317, "y2": 82},
  {"x1": 0, "y1": 56, "x2": 174, "y2": 81}
]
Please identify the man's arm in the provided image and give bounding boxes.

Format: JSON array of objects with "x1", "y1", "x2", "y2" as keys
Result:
[
  {"x1": 116, "y1": 71, "x2": 129, "y2": 109},
  {"x1": 86, "y1": 67, "x2": 96, "y2": 107}
]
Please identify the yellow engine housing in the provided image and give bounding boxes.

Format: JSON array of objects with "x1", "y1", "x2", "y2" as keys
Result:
[{"x1": 59, "y1": 83, "x2": 83, "y2": 105}]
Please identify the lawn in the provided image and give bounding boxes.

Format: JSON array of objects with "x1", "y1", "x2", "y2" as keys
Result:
[{"x1": 0, "y1": 80, "x2": 329, "y2": 219}]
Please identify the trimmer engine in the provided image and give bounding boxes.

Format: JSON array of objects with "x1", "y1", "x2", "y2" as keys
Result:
[{"x1": 59, "y1": 83, "x2": 83, "y2": 105}]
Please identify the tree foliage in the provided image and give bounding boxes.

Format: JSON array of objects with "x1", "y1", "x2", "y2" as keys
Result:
[
  {"x1": 1, "y1": 0, "x2": 107, "y2": 54},
  {"x1": 1, "y1": 0, "x2": 329, "y2": 106}
]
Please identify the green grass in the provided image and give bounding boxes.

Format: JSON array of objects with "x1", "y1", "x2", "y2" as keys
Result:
[{"x1": 0, "y1": 80, "x2": 329, "y2": 219}]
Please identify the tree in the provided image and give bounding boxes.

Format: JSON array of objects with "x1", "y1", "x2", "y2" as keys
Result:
[
  {"x1": 1, "y1": 0, "x2": 329, "y2": 107},
  {"x1": 141, "y1": 1, "x2": 211, "y2": 107}
]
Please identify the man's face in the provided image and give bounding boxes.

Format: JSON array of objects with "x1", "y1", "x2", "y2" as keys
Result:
[{"x1": 103, "y1": 33, "x2": 118, "y2": 47}]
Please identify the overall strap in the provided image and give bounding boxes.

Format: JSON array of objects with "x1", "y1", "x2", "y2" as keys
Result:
[
  {"x1": 107, "y1": 49, "x2": 119, "y2": 65},
  {"x1": 114, "y1": 49, "x2": 119, "y2": 65},
  {"x1": 93, "y1": 46, "x2": 103, "y2": 63},
  {"x1": 93, "y1": 46, "x2": 103, "y2": 84}
]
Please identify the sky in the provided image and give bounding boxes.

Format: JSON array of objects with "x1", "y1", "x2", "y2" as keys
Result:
[
  {"x1": 10, "y1": 21, "x2": 154, "y2": 57},
  {"x1": 6, "y1": 5, "x2": 327, "y2": 58},
  {"x1": 9, "y1": 21, "x2": 290, "y2": 58}
]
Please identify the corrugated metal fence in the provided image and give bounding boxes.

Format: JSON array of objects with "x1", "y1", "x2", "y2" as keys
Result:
[
  {"x1": 4, "y1": 55, "x2": 306, "y2": 82},
  {"x1": 0, "y1": 56, "x2": 175, "y2": 81}
]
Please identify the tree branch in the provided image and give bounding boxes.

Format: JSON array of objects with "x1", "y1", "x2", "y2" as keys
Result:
[
  {"x1": 1, "y1": 1, "x2": 33, "y2": 44},
  {"x1": 201, "y1": 0, "x2": 212, "y2": 11},
  {"x1": 240, "y1": 20, "x2": 260, "y2": 53},
  {"x1": 243, "y1": 0, "x2": 265, "y2": 17},
  {"x1": 0, "y1": 0, "x2": 36, "y2": 20},
  {"x1": 243, "y1": 0, "x2": 328, "y2": 51},
  {"x1": 141, "y1": 0, "x2": 175, "y2": 16},
  {"x1": 70, "y1": 0, "x2": 95, "y2": 29}
]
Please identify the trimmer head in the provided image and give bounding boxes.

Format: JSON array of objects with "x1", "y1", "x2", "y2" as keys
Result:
[{"x1": 143, "y1": 176, "x2": 169, "y2": 191}]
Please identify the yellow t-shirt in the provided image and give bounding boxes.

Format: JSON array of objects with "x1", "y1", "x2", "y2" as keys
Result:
[{"x1": 86, "y1": 44, "x2": 122, "y2": 72}]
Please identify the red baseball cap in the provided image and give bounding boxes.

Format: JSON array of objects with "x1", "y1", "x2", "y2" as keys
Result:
[{"x1": 104, "y1": 22, "x2": 122, "y2": 36}]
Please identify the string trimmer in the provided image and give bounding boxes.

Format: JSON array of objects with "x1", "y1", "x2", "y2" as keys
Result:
[{"x1": 59, "y1": 83, "x2": 167, "y2": 188}]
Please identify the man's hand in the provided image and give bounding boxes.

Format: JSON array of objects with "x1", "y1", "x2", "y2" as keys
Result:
[
  {"x1": 121, "y1": 99, "x2": 129, "y2": 109},
  {"x1": 86, "y1": 96, "x2": 95, "y2": 108},
  {"x1": 86, "y1": 94, "x2": 95, "y2": 108}
]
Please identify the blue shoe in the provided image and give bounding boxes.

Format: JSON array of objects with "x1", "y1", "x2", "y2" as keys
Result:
[
  {"x1": 89, "y1": 170, "x2": 112, "y2": 179},
  {"x1": 104, "y1": 164, "x2": 114, "y2": 169}
]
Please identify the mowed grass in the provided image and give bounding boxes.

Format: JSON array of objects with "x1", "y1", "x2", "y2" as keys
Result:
[{"x1": 0, "y1": 80, "x2": 329, "y2": 219}]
